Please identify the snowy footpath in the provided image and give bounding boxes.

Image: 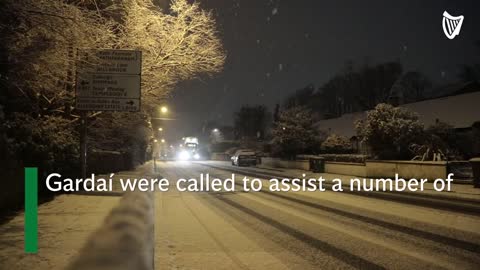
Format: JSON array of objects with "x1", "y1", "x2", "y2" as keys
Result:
[{"x1": 0, "y1": 162, "x2": 155, "y2": 270}]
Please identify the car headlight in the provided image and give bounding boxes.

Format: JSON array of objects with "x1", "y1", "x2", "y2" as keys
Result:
[{"x1": 178, "y1": 151, "x2": 191, "y2": 160}]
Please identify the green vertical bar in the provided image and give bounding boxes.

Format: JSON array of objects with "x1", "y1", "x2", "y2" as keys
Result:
[{"x1": 25, "y1": 167, "x2": 38, "y2": 253}]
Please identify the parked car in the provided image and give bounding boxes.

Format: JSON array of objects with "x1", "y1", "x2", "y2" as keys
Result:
[{"x1": 231, "y1": 149, "x2": 258, "y2": 166}]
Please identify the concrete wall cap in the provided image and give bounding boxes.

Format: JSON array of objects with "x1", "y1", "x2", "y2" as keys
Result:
[{"x1": 366, "y1": 160, "x2": 448, "y2": 165}]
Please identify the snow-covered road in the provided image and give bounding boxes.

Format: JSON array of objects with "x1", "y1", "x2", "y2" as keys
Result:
[
  {"x1": 155, "y1": 161, "x2": 480, "y2": 270},
  {"x1": 1, "y1": 161, "x2": 479, "y2": 269}
]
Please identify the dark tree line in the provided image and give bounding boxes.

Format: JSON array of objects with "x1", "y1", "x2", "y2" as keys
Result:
[
  {"x1": 283, "y1": 61, "x2": 431, "y2": 119},
  {"x1": 234, "y1": 105, "x2": 269, "y2": 140},
  {"x1": 271, "y1": 106, "x2": 320, "y2": 158},
  {"x1": 459, "y1": 41, "x2": 480, "y2": 83}
]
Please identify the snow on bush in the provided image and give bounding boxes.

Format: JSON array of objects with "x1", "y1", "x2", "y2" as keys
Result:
[
  {"x1": 355, "y1": 103, "x2": 424, "y2": 160},
  {"x1": 321, "y1": 134, "x2": 352, "y2": 154}
]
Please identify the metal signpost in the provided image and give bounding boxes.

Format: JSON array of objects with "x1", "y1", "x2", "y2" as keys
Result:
[
  {"x1": 76, "y1": 74, "x2": 141, "y2": 111},
  {"x1": 76, "y1": 49, "x2": 142, "y2": 178}
]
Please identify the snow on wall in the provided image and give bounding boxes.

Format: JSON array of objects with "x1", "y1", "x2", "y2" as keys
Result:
[{"x1": 66, "y1": 191, "x2": 154, "y2": 270}]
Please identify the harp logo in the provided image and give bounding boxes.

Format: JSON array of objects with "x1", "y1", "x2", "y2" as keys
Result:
[{"x1": 442, "y1": 11, "x2": 464, "y2": 40}]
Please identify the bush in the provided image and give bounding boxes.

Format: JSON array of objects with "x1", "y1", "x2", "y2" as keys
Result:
[
  {"x1": 409, "y1": 137, "x2": 448, "y2": 161},
  {"x1": 355, "y1": 103, "x2": 424, "y2": 160},
  {"x1": 5, "y1": 113, "x2": 79, "y2": 175},
  {"x1": 88, "y1": 150, "x2": 132, "y2": 174},
  {"x1": 317, "y1": 154, "x2": 367, "y2": 163},
  {"x1": 321, "y1": 134, "x2": 353, "y2": 154},
  {"x1": 424, "y1": 120, "x2": 479, "y2": 159},
  {"x1": 456, "y1": 132, "x2": 478, "y2": 159},
  {"x1": 412, "y1": 121, "x2": 457, "y2": 160},
  {"x1": 1, "y1": 113, "x2": 79, "y2": 213},
  {"x1": 0, "y1": 113, "x2": 24, "y2": 214},
  {"x1": 427, "y1": 121, "x2": 456, "y2": 142},
  {"x1": 410, "y1": 121, "x2": 475, "y2": 161},
  {"x1": 88, "y1": 111, "x2": 151, "y2": 168}
]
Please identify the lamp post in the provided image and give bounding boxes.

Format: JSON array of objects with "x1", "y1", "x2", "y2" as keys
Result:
[
  {"x1": 152, "y1": 139, "x2": 158, "y2": 172},
  {"x1": 211, "y1": 128, "x2": 223, "y2": 143}
]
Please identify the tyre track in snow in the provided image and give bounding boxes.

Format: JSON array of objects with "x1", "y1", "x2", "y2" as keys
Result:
[
  {"x1": 163, "y1": 163, "x2": 251, "y2": 270},
  {"x1": 197, "y1": 162, "x2": 480, "y2": 216},
  {"x1": 198, "y1": 162, "x2": 480, "y2": 253},
  {"x1": 190, "y1": 163, "x2": 480, "y2": 269},
  {"x1": 167, "y1": 163, "x2": 391, "y2": 269}
]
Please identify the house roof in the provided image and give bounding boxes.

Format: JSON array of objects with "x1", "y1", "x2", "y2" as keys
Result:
[
  {"x1": 315, "y1": 90, "x2": 480, "y2": 138},
  {"x1": 315, "y1": 112, "x2": 364, "y2": 138}
]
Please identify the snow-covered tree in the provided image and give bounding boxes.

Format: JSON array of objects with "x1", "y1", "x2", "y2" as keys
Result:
[
  {"x1": 234, "y1": 105, "x2": 269, "y2": 139},
  {"x1": 1, "y1": 0, "x2": 116, "y2": 115},
  {"x1": 355, "y1": 103, "x2": 424, "y2": 159},
  {"x1": 119, "y1": 0, "x2": 226, "y2": 108},
  {"x1": 1, "y1": 0, "x2": 225, "y2": 113},
  {"x1": 0, "y1": 0, "x2": 225, "y2": 171},
  {"x1": 271, "y1": 107, "x2": 319, "y2": 158}
]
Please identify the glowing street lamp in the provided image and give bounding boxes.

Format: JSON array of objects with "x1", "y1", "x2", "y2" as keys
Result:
[
  {"x1": 160, "y1": 106, "x2": 168, "y2": 114},
  {"x1": 158, "y1": 127, "x2": 163, "y2": 131},
  {"x1": 161, "y1": 139, "x2": 165, "y2": 143}
]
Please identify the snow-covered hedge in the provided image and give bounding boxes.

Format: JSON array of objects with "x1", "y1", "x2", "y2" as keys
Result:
[
  {"x1": 318, "y1": 154, "x2": 368, "y2": 163},
  {"x1": 321, "y1": 134, "x2": 353, "y2": 154},
  {"x1": 296, "y1": 154, "x2": 367, "y2": 163}
]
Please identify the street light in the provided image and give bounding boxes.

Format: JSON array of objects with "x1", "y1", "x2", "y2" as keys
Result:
[
  {"x1": 154, "y1": 139, "x2": 158, "y2": 143},
  {"x1": 161, "y1": 139, "x2": 165, "y2": 143},
  {"x1": 160, "y1": 106, "x2": 168, "y2": 114},
  {"x1": 158, "y1": 127, "x2": 163, "y2": 131},
  {"x1": 211, "y1": 128, "x2": 222, "y2": 143}
]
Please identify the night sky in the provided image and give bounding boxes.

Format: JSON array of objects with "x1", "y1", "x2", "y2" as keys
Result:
[{"x1": 166, "y1": 0, "x2": 480, "y2": 139}]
